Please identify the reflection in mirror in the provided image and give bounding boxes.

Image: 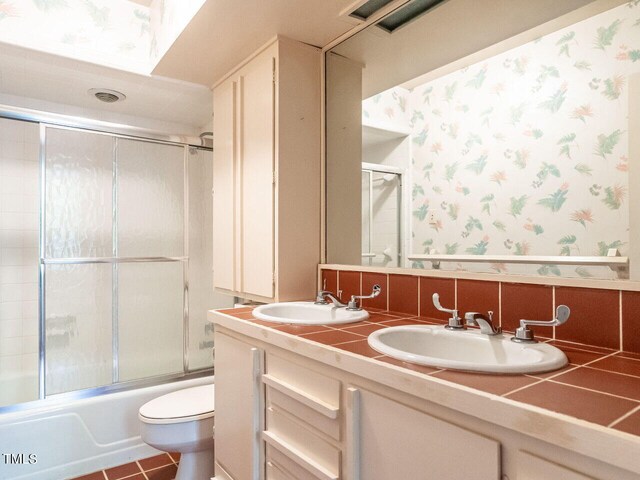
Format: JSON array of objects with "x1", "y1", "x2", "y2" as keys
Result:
[{"x1": 326, "y1": 0, "x2": 640, "y2": 281}]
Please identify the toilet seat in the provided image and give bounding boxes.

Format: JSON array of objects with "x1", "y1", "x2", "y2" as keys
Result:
[{"x1": 139, "y1": 384, "x2": 215, "y2": 425}]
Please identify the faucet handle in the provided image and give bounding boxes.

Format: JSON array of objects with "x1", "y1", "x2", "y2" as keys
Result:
[
  {"x1": 512, "y1": 305, "x2": 570, "y2": 343},
  {"x1": 347, "y1": 284, "x2": 381, "y2": 311},
  {"x1": 432, "y1": 293, "x2": 454, "y2": 314},
  {"x1": 432, "y1": 293, "x2": 463, "y2": 330},
  {"x1": 314, "y1": 290, "x2": 330, "y2": 305}
]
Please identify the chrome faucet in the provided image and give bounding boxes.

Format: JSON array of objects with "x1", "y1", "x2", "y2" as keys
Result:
[
  {"x1": 464, "y1": 311, "x2": 501, "y2": 335},
  {"x1": 314, "y1": 291, "x2": 347, "y2": 308},
  {"x1": 511, "y1": 305, "x2": 571, "y2": 343},
  {"x1": 432, "y1": 293, "x2": 464, "y2": 329},
  {"x1": 347, "y1": 284, "x2": 381, "y2": 311}
]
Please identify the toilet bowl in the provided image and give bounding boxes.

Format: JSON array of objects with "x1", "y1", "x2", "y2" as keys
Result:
[{"x1": 139, "y1": 384, "x2": 215, "y2": 480}]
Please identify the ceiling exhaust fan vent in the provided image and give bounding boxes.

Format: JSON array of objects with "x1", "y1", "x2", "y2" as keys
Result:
[{"x1": 88, "y1": 88, "x2": 126, "y2": 103}]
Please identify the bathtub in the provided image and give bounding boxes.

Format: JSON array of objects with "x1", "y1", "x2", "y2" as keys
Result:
[{"x1": 0, "y1": 375, "x2": 213, "y2": 480}]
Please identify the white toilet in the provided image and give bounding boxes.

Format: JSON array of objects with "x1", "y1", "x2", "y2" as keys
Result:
[{"x1": 139, "y1": 384, "x2": 215, "y2": 480}]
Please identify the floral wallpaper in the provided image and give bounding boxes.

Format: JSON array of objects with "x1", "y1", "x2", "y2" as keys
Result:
[
  {"x1": 0, "y1": 0, "x2": 152, "y2": 72},
  {"x1": 363, "y1": 2, "x2": 640, "y2": 279},
  {"x1": 0, "y1": 0, "x2": 202, "y2": 74}
]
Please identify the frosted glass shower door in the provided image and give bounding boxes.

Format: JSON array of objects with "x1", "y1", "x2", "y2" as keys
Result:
[
  {"x1": 44, "y1": 128, "x2": 114, "y2": 395},
  {"x1": 116, "y1": 139, "x2": 185, "y2": 381}
]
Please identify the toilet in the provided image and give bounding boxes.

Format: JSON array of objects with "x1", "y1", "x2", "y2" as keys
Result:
[{"x1": 139, "y1": 384, "x2": 215, "y2": 480}]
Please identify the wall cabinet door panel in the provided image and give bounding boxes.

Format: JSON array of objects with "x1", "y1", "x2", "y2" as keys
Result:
[
  {"x1": 212, "y1": 79, "x2": 236, "y2": 291},
  {"x1": 239, "y1": 53, "x2": 275, "y2": 299},
  {"x1": 212, "y1": 37, "x2": 320, "y2": 303}
]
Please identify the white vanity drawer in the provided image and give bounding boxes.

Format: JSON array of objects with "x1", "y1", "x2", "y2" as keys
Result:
[
  {"x1": 266, "y1": 444, "x2": 328, "y2": 480},
  {"x1": 264, "y1": 405, "x2": 341, "y2": 480},
  {"x1": 264, "y1": 377, "x2": 340, "y2": 440},
  {"x1": 265, "y1": 353, "x2": 340, "y2": 409}
]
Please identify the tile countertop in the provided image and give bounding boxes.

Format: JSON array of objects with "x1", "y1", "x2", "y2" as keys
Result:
[{"x1": 210, "y1": 306, "x2": 640, "y2": 473}]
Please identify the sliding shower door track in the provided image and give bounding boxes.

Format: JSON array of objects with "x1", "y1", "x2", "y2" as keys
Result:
[{"x1": 41, "y1": 257, "x2": 188, "y2": 264}]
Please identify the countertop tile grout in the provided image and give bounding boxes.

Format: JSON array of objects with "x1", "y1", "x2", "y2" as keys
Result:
[{"x1": 608, "y1": 404, "x2": 640, "y2": 428}]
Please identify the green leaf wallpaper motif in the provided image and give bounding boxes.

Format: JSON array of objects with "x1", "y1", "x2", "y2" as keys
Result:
[
  {"x1": 602, "y1": 74, "x2": 625, "y2": 99},
  {"x1": 361, "y1": 3, "x2": 636, "y2": 279},
  {"x1": 32, "y1": 0, "x2": 67, "y2": 12},
  {"x1": 602, "y1": 185, "x2": 626, "y2": 209},
  {"x1": 509, "y1": 196, "x2": 528, "y2": 217},
  {"x1": 538, "y1": 188, "x2": 568, "y2": 212},
  {"x1": 594, "y1": 19, "x2": 622, "y2": 50},
  {"x1": 538, "y1": 84, "x2": 567, "y2": 113},
  {"x1": 594, "y1": 129, "x2": 623, "y2": 158},
  {"x1": 466, "y1": 239, "x2": 489, "y2": 255}
]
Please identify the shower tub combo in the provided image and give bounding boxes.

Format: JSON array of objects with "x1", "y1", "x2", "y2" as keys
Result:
[{"x1": 0, "y1": 105, "x2": 231, "y2": 479}]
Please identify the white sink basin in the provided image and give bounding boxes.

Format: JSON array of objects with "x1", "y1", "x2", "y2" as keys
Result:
[
  {"x1": 368, "y1": 325, "x2": 568, "y2": 374},
  {"x1": 253, "y1": 302, "x2": 368, "y2": 325}
]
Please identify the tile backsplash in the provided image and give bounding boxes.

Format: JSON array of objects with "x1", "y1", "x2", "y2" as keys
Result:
[{"x1": 321, "y1": 267, "x2": 638, "y2": 353}]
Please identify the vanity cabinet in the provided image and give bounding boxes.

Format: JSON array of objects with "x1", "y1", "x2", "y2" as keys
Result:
[
  {"x1": 212, "y1": 36, "x2": 321, "y2": 303},
  {"x1": 213, "y1": 327, "x2": 500, "y2": 480},
  {"x1": 212, "y1": 315, "x2": 639, "y2": 480}
]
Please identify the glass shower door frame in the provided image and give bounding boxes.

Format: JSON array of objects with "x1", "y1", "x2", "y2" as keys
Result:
[
  {"x1": 361, "y1": 162, "x2": 404, "y2": 268},
  {"x1": 38, "y1": 124, "x2": 198, "y2": 401}
]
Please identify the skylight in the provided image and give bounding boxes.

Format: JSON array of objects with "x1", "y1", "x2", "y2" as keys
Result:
[{"x1": 0, "y1": 0, "x2": 205, "y2": 74}]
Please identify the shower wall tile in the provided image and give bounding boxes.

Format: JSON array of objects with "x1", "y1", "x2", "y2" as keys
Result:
[{"x1": 0, "y1": 119, "x2": 40, "y2": 406}]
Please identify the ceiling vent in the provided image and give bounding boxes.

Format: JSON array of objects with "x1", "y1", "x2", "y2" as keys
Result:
[
  {"x1": 88, "y1": 88, "x2": 126, "y2": 103},
  {"x1": 376, "y1": 0, "x2": 446, "y2": 32},
  {"x1": 348, "y1": 0, "x2": 395, "y2": 21},
  {"x1": 347, "y1": 0, "x2": 447, "y2": 33}
]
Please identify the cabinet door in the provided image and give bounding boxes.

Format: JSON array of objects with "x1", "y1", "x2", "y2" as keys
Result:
[
  {"x1": 347, "y1": 388, "x2": 500, "y2": 480},
  {"x1": 212, "y1": 78, "x2": 237, "y2": 291},
  {"x1": 239, "y1": 50, "x2": 275, "y2": 299},
  {"x1": 214, "y1": 331, "x2": 264, "y2": 480}
]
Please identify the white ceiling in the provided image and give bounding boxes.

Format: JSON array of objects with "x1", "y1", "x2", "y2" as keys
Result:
[
  {"x1": 0, "y1": 42, "x2": 213, "y2": 131},
  {"x1": 152, "y1": 0, "x2": 360, "y2": 86}
]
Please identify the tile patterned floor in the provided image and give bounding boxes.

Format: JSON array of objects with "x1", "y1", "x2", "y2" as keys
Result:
[
  {"x1": 70, "y1": 453, "x2": 180, "y2": 480},
  {"x1": 221, "y1": 306, "x2": 640, "y2": 437}
]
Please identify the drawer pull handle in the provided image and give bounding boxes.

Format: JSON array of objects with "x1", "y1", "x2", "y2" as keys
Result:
[
  {"x1": 262, "y1": 431, "x2": 339, "y2": 480},
  {"x1": 262, "y1": 374, "x2": 339, "y2": 419}
]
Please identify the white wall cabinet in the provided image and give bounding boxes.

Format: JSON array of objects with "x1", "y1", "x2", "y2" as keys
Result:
[{"x1": 212, "y1": 36, "x2": 321, "y2": 303}]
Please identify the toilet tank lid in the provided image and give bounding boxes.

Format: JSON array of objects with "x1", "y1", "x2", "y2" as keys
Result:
[{"x1": 139, "y1": 384, "x2": 215, "y2": 420}]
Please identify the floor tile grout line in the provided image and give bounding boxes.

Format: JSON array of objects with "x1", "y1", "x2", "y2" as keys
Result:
[
  {"x1": 545, "y1": 378, "x2": 640, "y2": 403},
  {"x1": 135, "y1": 461, "x2": 147, "y2": 480},
  {"x1": 143, "y1": 461, "x2": 176, "y2": 474},
  {"x1": 608, "y1": 403, "x2": 640, "y2": 428}
]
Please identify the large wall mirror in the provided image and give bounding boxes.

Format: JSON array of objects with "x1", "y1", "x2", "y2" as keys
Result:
[{"x1": 325, "y1": 0, "x2": 640, "y2": 281}]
